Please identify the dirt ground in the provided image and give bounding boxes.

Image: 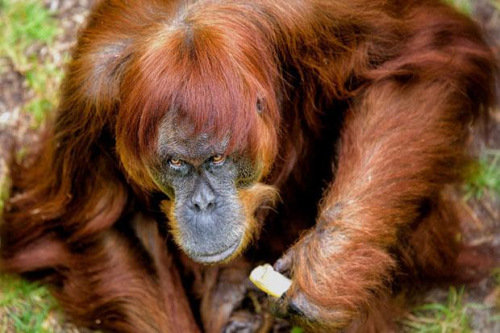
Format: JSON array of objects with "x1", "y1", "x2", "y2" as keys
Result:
[{"x1": 0, "y1": 0, "x2": 499, "y2": 332}]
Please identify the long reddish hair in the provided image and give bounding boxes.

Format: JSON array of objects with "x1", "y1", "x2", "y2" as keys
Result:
[{"x1": 1, "y1": 0, "x2": 496, "y2": 331}]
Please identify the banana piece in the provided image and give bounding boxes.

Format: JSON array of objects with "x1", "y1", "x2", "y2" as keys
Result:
[{"x1": 249, "y1": 264, "x2": 292, "y2": 298}]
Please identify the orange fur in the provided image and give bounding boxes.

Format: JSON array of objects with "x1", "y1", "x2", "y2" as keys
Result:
[{"x1": 1, "y1": 0, "x2": 496, "y2": 332}]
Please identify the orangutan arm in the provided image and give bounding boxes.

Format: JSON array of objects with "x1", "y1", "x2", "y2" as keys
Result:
[{"x1": 276, "y1": 64, "x2": 489, "y2": 330}]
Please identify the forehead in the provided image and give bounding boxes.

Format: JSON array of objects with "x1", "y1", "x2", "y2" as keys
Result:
[{"x1": 157, "y1": 110, "x2": 230, "y2": 161}]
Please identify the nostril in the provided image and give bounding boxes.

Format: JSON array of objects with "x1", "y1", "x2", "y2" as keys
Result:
[
  {"x1": 191, "y1": 180, "x2": 217, "y2": 212},
  {"x1": 191, "y1": 200, "x2": 216, "y2": 212}
]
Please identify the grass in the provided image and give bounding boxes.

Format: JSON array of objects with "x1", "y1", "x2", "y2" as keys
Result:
[
  {"x1": 403, "y1": 287, "x2": 474, "y2": 333},
  {"x1": 493, "y1": 0, "x2": 500, "y2": 12},
  {"x1": 444, "y1": 0, "x2": 473, "y2": 14},
  {"x1": 0, "y1": 274, "x2": 59, "y2": 333},
  {"x1": 0, "y1": 0, "x2": 64, "y2": 123},
  {"x1": 0, "y1": 1, "x2": 66, "y2": 331},
  {"x1": 464, "y1": 150, "x2": 500, "y2": 200}
]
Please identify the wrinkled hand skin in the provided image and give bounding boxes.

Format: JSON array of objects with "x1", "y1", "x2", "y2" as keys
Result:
[{"x1": 270, "y1": 226, "x2": 395, "y2": 332}]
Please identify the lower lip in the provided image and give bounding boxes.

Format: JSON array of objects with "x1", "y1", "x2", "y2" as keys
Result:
[{"x1": 193, "y1": 240, "x2": 241, "y2": 264}]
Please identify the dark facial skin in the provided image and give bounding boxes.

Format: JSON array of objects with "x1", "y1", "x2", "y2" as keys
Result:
[{"x1": 151, "y1": 113, "x2": 259, "y2": 264}]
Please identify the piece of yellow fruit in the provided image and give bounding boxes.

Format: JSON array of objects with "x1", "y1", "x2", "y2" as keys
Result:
[{"x1": 249, "y1": 264, "x2": 292, "y2": 298}]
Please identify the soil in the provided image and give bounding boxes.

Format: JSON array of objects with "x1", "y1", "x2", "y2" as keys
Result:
[{"x1": 0, "y1": 0, "x2": 499, "y2": 332}]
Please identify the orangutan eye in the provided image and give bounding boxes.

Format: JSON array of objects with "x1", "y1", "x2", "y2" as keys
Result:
[
  {"x1": 211, "y1": 155, "x2": 226, "y2": 165},
  {"x1": 169, "y1": 158, "x2": 183, "y2": 168}
]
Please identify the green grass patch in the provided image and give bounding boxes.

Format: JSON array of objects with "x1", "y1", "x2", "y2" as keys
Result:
[
  {"x1": 493, "y1": 0, "x2": 500, "y2": 12},
  {"x1": 0, "y1": 3, "x2": 65, "y2": 330},
  {"x1": 492, "y1": 267, "x2": 500, "y2": 285},
  {"x1": 464, "y1": 150, "x2": 500, "y2": 200},
  {"x1": 403, "y1": 287, "x2": 474, "y2": 332},
  {"x1": 444, "y1": 0, "x2": 473, "y2": 14},
  {"x1": 0, "y1": 0, "x2": 58, "y2": 54},
  {"x1": 24, "y1": 60, "x2": 65, "y2": 123},
  {"x1": 0, "y1": 274, "x2": 58, "y2": 333},
  {"x1": 0, "y1": 0, "x2": 63, "y2": 124}
]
